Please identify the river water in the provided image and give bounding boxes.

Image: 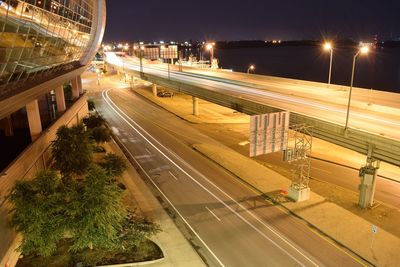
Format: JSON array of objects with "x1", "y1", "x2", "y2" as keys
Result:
[{"x1": 212, "y1": 46, "x2": 400, "y2": 93}]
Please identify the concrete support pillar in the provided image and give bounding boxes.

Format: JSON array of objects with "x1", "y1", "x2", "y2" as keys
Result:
[
  {"x1": 358, "y1": 145, "x2": 380, "y2": 208},
  {"x1": 77, "y1": 75, "x2": 83, "y2": 94},
  {"x1": 0, "y1": 116, "x2": 14, "y2": 136},
  {"x1": 192, "y1": 96, "x2": 199, "y2": 116},
  {"x1": 71, "y1": 77, "x2": 80, "y2": 99},
  {"x1": 26, "y1": 99, "x2": 42, "y2": 141},
  {"x1": 152, "y1": 84, "x2": 157, "y2": 97},
  {"x1": 55, "y1": 85, "x2": 66, "y2": 113}
]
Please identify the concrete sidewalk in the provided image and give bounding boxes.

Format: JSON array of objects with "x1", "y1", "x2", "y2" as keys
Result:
[{"x1": 103, "y1": 141, "x2": 206, "y2": 267}]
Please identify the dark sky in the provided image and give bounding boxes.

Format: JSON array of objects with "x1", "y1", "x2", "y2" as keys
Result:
[{"x1": 104, "y1": 0, "x2": 400, "y2": 42}]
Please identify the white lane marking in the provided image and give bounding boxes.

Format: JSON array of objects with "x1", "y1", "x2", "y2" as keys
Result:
[
  {"x1": 148, "y1": 166, "x2": 170, "y2": 174},
  {"x1": 111, "y1": 126, "x2": 120, "y2": 135},
  {"x1": 145, "y1": 148, "x2": 151, "y2": 155},
  {"x1": 101, "y1": 92, "x2": 224, "y2": 267},
  {"x1": 135, "y1": 155, "x2": 155, "y2": 159},
  {"x1": 168, "y1": 171, "x2": 178, "y2": 181},
  {"x1": 206, "y1": 206, "x2": 222, "y2": 222},
  {"x1": 103, "y1": 90, "x2": 319, "y2": 267}
]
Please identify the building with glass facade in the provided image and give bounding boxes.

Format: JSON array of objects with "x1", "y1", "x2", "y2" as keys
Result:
[
  {"x1": 0, "y1": 1, "x2": 105, "y2": 266},
  {"x1": 0, "y1": 0, "x2": 105, "y2": 97}
]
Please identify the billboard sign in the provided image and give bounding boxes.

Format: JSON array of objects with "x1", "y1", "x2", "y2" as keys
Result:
[{"x1": 250, "y1": 111, "x2": 290, "y2": 157}]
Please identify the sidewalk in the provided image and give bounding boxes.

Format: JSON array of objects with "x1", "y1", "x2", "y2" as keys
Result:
[{"x1": 103, "y1": 141, "x2": 206, "y2": 267}]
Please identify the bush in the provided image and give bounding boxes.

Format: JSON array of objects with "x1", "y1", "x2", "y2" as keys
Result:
[
  {"x1": 51, "y1": 124, "x2": 92, "y2": 176},
  {"x1": 91, "y1": 126, "x2": 112, "y2": 144},
  {"x1": 8, "y1": 170, "x2": 66, "y2": 257},
  {"x1": 87, "y1": 99, "x2": 95, "y2": 111},
  {"x1": 83, "y1": 114, "x2": 106, "y2": 129},
  {"x1": 100, "y1": 153, "x2": 127, "y2": 178}
]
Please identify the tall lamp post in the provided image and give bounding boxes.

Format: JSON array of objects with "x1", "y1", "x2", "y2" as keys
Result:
[
  {"x1": 247, "y1": 64, "x2": 255, "y2": 74},
  {"x1": 206, "y1": 43, "x2": 214, "y2": 67},
  {"x1": 139, "y1": 46, "x2": 144, "y2": 76},
  {"x1": 345, "y1": 46, "x2": 369, "y2": 129},
  {"x1": 324, "y1": 42, "x2": 333, "y2": 85}
]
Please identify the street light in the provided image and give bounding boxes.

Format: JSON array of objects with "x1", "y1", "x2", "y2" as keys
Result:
[
  {"x1": 344, "y1": 45, "x2": 369, "y2": 129},
  {"x1": 324, "y1": 42, "x2": 333, "y2": 85},
  {"x1": 247, "y1": 65, "x2": 255, "y2": 74},
  {"x1": 206, "y1": 43, "x2": 214, "y2": 66}
]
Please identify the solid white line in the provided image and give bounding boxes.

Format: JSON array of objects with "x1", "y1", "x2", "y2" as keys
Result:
[
  {"x1": 103, "y1": 90, "x2": 318, "y2": 266},
  {"x1": 145, "y1": 148, "x2": 151, "y2": 155},
  {"x1": 101, "y1": 90, "x2": 225, "y2": 267},
  {"x1": 168, "y1": 171, "x2": 178, "y2": 181},
  {"x1": 206, "y1": 206, "x2": 222, "y2": 222}
]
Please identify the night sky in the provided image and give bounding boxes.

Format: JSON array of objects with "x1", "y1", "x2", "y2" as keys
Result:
[{"x1": 104, "y1": 0, "x2": 400, "y2": 42}]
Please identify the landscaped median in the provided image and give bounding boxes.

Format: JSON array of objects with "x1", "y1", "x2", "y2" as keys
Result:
[{"x1": 192, "y1": 143, "x2": 400, "y2": 266}]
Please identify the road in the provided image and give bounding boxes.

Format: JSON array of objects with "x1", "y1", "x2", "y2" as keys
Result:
[
  {"x1": 106, "y1": 53, "x2": 400, "y2": 141},
  {"x1": 90, "y1": 83, "x2": 366, "y2": 266}
]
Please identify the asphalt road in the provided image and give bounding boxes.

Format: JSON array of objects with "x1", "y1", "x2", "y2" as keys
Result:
[
  {"x1": 91, "y1": 85, "x2": 366, "y2": 267},
  {"x1": 106, "y1": 53, "x2": 400, "y2": 141}
]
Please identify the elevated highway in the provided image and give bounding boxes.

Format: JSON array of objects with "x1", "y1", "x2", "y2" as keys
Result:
[{"x1": 106, "y1": 53, "x2": 400, "y2": 166}]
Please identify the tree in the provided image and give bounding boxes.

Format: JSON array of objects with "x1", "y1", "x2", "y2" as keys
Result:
[
  {"x1": 67, "y1": 164, "x2": 126, "y2": 252},
  {"x1": 91, "y1": 126, "x2": 112, "y2": 144},
  {"x1": 87, "y1": 99, "x2": 96, "y2": 111},
  {"x1": 8, "y1": 170, "x2": 66, "y2": 257},
  {"x1": 52, "y1": 124, "x2": 92, "y2": 176},
  {"x1": 99, "y1": 153, "x2": 127, "y2": 178},
  {"x1": 83, "y1": 114, "x2": 106, "y2": 129}
]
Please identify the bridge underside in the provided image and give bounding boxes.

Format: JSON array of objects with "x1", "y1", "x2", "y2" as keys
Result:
[{"x1": 114, "y1": 65, "x2": 400, "y2": 166}]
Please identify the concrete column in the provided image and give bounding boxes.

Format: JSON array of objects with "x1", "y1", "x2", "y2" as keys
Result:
[
  {"x1": 0, "y1": 116, "x2": 14, "y2": 136},
  {"x1": 152, "y1": 84, "x2": 157, "y2": 97},
  {"x1": 192, "y1": 96, "x2": 199, "y2": 116},
  {"x1": 77, "y1": 75, "x2": 83, "y2": 94},
  {"x1": 358, "y1": 145, "x2": 380, "y2": 208},
  {"x1": 26, "y1": 99, "x2": 42, "y2": 141},
  {"x1": 55, "y1": 85, "x2": 66, "y2": 113},
  {"x1": 71, "y1": 77, "x2": 80, "y2": 99}
]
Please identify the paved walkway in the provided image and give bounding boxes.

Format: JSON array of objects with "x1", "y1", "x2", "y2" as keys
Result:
[{"x1": 103, "y1": 141, "x2": 206, "y2": 267}]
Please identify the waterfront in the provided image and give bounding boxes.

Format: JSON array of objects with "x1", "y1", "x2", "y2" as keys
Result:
[{"x1": 214, "y1": 46, "x2": 400, "y2": 93}]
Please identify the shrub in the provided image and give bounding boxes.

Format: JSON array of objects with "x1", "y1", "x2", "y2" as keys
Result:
[{"x1": 52, "y1": 124, "x2": 92, "y2": 176}]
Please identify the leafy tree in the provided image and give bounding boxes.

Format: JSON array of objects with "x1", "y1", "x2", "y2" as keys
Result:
[
  {"x1": 83, "y1": 114, "x2": 106, "y2": 129},
  {"x1": 67, "y1": 164, "x2": 126, "y2": 252},
  {"x1": 99, "y1": 153, "x2": 127, "y2": 178},
  {"x1": 91, "y1": 126, "x2": 112, "y2": 144},
  {"x1": 52, "y1": 124, "x2": 92, "y2": 176},
  {"x1": 8, "y1": 170, "x2": 66, "y2": 257},
  {"x1": 87, "y1": 99, "x2": 96, "y2": 111}
]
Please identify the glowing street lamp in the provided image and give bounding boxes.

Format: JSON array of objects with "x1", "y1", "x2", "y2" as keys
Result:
[
  {"x1": 206, "y1": 43, "x2": 214, "y2": 65},
  {"x1": 247, "y1": 64, "x2": 255, "y2": 74},
  {"x1": 324, "y1": 42, "x2": 333, "y2": 85},
  {"x1": 345, "y1": 45, "x2": 369, "y2": 129}
]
